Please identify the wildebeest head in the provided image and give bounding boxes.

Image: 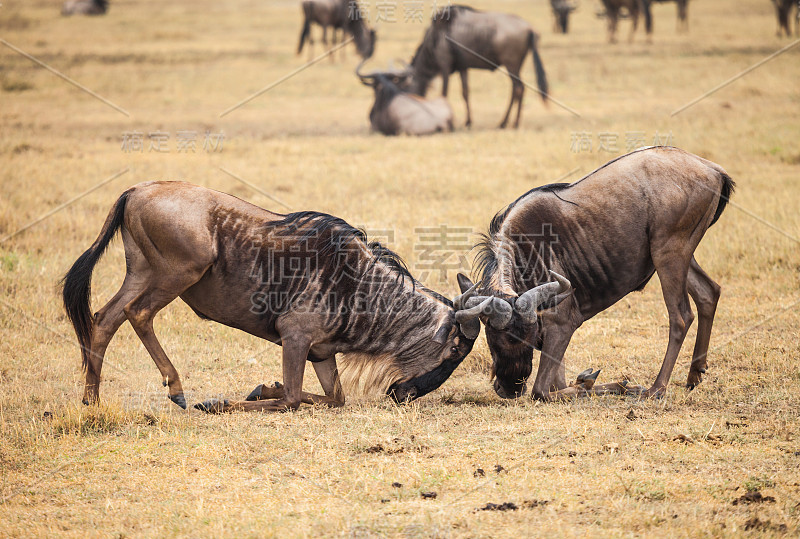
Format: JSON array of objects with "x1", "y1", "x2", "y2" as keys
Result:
[
  {"x1": 551, "y1": 0, "x2": 578, "y2": 34},
  {"x1": 456, "y1": 271, "x2": 572, "y2": 398},
  {"x1": 385, "y1": 274, "x2": 479, "y2": 402}
]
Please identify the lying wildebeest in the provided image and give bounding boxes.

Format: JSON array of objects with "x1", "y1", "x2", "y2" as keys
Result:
[
  {"x1": 651, "y1": 0, "x2": 689, "y2": 32},
  {"x1": 297, "y1": 0, "x2": 376, "y2": 60},
  {"x1": 356, "y1": 61, "x2": 453, "y2": 136},
  {"x1": 62, "y1": 182, "x2": 478, "y2": 412},
  {"x1": 600, "y1": 0, "x2": 653, "y2": 42},
  {"x1": 61, "y1": 0, "x2": 107, "y2": 16},
  {"x1": 405, "y1": 4, "x2": 548, "y2": 129},
  {"x1": 551, "y1": 0, "x2": 578, "y2": 34},
  {"x1": 460, "y1": 146, "x2": 734, "y2": 401},
  {"x1": 772, "y1": 0, "x2": 799, "y2": 37}
]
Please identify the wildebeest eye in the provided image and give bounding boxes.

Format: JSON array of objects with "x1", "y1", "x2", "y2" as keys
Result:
[{"x1": 450, "y1": 346, "x2": 458, "y2": 355}]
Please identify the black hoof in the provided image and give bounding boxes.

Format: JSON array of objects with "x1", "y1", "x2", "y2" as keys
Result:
[
  {"x1": 193, "y1": 399, "x2": 229, "y2": 414},
  {"x1": 82, "y1": 399, "x2": 90, "y2": 406},
  {"x1": 246, "y1": 384, "x2": 264, "y2": 401},
  {"x1": 169, "y1": 393, "x2": 187, "y2": 410}
]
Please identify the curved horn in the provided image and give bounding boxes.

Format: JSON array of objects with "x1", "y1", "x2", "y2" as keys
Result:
[
  {"x1": 457, "y1": 296, "x2": 514, "y2": 330},
  {"x1": 453, "y1": 282, "x2": 478, "y2": 311},
  {"x1": 355, "y1": 59, "x2": 374, "y2": 84},
  {"x1": 515, "y1": 270, "x2": 572, "y2": 325}
]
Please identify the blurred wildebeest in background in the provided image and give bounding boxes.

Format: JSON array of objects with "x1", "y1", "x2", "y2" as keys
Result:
[
  {"x1": 772, "y1": 0, "x2": 799, "y2": 36},
  {"x1": 462, "y1": 147, "x2": 733, "y2": 401},
  {"x1": 405, "y1": 5, "x2": 548, "y2": 129},
  {"x1": 62, "y1": 182, "x2": 478, "y2": 412},
  {"x1": 551, "y1": 0, "x2": 578, "y2": 34},
  {"x1": 601, "y1": 0, "x2": 653, "y2": 42},
  {"x1": 651, "y1": 0, "x2": 690, "y2": 32},
  {"x1": 356, "y1": 61, "x2": 453, "y2": 136},
  {"x1": 62, "y1": 0, "x2": 107, "y2": 16},
  {"x1": 298, "y1": 0, "x2": 376, "y2": 60}
]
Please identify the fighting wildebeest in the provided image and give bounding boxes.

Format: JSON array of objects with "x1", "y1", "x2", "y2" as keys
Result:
[
  {"x1": 297, "y1": 0, "x2": 376, "y2": 60},
  {"x1": 61, "y1": 0, "x2": 107, "y2": 16},
  {"x1": 652, "y1": 0, "x2": 690, "y2": 32},
  {"x1": 772, "y1": 0, "x2": 799, "y2": 37},
  {"x1": 600, "y1": 0, "x2": 653, "y2": 42},
  {"x1": 458, "y1": 147, "x2": 733, "y2": 401},
  {"x1": 405, "y1": 5, "x2": 548, "y2": 129},
  {"x1": 62, "y1": 182, "x2": 478, "y2": 412},
  {"x1": 551, "y1": 0, "x2": 578, "y2": 34},
  {"x1": 356, "y1": 61, "x2": 453, "y2": 136}
]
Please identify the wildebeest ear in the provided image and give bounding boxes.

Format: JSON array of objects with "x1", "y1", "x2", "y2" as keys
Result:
[
  {"x1": 456, "y1": 273, "x2": 474, "y2": 294},
  {"x1": 432, "y1": 319, "x2": 453, "y2": 344}
]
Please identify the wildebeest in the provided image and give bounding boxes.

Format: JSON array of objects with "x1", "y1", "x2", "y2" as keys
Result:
[
  {"x1": 62, "y1": 182, "x2": 478, "y2": 412},
  {"x1": 405, "y1": 5, "x2": 548, "y2": 129},
  {"x1": 651, "y1": 0, "x2": 690, "y2": 32},
  {"x1": 600, "y1": 0, "x2": 653, "y2": 42},
  {"x1": 297, "y1": 0, "x2": 376, "y2": 60},
  {"x1": 458, "y1": 147, "x2": 734, "y2": 401},
  {"x1": 61, "y1": 0, "x2": 107, "y2": 16},
  {"x1": 356, "y1": 61, "x2": 453, "y2": 136},
  {"x1": 551, "y1": 0, "x2": 578, "y2": 34},
  {"x1": 772, "y1": 0, "x2": 799, "y2": 37}
]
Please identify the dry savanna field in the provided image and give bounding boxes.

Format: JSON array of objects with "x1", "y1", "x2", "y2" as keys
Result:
[{"x1": 1, "y1": 0, "x2": 799, "y2": 536}]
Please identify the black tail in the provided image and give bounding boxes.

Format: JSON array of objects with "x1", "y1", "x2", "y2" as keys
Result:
[
  {"x1": 297, "y1": 2, "x2": 313, "y2": 54},
  {"x1": 529, "y1": 31, "x2": 549, "y2": 102},
  {"x1": 61, "y1": 190, "x2": 129, "y2": 370},
  {"x1": 710, "y1": 172, "x2": 735, "y2": 226}
]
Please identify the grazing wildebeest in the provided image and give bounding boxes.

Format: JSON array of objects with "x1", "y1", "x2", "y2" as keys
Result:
[
  {"x1": 62, "y1": 182, "x2": 478, "y2": 412},
  {"x1": 297, "y1": 0, "x2": 376, "y2": 60},
  {"x1": 551, "y1": 0, "x2": 578, "y2": 34},
  {"x1": 652, "y1": 0, "x2": 690, "y2": 32},
  {"x1": 458, "y1": 147, "x2": 734, "y2": 401},
  {"x1": 601, "y1": 0, "x2": 653, "y2": 42},
  {"x1": 772, "y1": 0, "x2": 799, "y2": 37},
  {"x1": 405, "y1": 5, "x2": 548, "y2": 129},
  {"x1": 356, "y1": 61, "x2": 453, "y2": 136},
  {"x1": 61, "y1": 0, "x2": 107, "y2": 16}
]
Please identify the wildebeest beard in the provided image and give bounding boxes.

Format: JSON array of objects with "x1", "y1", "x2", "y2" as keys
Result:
[{"x1": 487, "y1": 315, "x2": 535, "y2": 397}]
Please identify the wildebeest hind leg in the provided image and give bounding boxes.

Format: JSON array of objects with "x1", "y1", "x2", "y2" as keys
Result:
[
  {"x1": 124, "y1": 275, "x2": 205, "y2": 409},
  {"x1": 686, "y1": 257, "x2": 720, "y2": 389},
  {"x1": 82, "y1": 278, "x2": 139, "y2": 405},
  {"x1": 646, "y1": 256, "x2": 694, "y2": 398},
  {"x1": 459, "y1": 70, "x2": 472, "y2": 127}
]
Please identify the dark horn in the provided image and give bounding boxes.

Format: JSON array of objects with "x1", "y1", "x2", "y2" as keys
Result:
[
  {"x1": 458, "y1": 296, "x2": 513, "y2": 330},
  {"x1": 515, "y1": 270, "x2": 572, "y2": 325},
  {"x1": 453, "y1": 282, "x2": 478, "y2": 311}
]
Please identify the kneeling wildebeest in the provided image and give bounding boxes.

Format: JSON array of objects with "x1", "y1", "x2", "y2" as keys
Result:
[
  {"x1": 62, "y1": 0, "x2": 107, "y2": 16},
  {"x1": 357, "y1": 61, "x2": 453, "y2": 136},
  {"x1": 62, "y1": 182, "x2": 478, "y2": 412},
  {"x1": 406, "y1": 4, "x2": 548, "y2": 129},
  {"x1": 457, "y1": 147, "x2": 734, "y2": 401},
  {"x1": 601, "y1": 0, "x2": 653, "y2": 43},
  {"x1": 297, "y1": 0, "x2": 376, "y2": 60}
]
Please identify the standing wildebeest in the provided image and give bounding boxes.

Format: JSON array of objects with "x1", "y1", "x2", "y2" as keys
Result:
[
  {"x1": 772, "y1": 0, "x2": 799, "y2": 37},
  {"x1": 62, "y1": 0, "x2": 107, "y2": 16},
  {"x1": 297, "y1": 0, "x2": 376, "y2": 60},
  {"x1": 356, "y1": 61, "x2": 453, "y2": 136},
  {"x1": 405, "y1": 5, "x2": 548, "y2": 129},
  {"x1": 62, "y1": 182, "x2": 478, "y2": 412},
  {"x1": 551, "y1": 0, "x2": 578, "y2": 34},
  {"x1": 601, "y1": 0, "x2": 653, "y2": 42},
  {"x1": 651, "y1": 0, "x2": 690, "y2": 32},
  {"x1": 457, "y1": 147, "x2": 734, "y2": 401}
]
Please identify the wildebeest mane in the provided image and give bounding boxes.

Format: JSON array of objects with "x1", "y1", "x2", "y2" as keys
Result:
[
  {"x1": 473, "y1": 182, "x2": 574, "y2": 286},
  {"x1": 267, "y1": 211, "x2": 413, "y2": 283}
]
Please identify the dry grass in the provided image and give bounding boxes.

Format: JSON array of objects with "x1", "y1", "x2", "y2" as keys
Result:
[{"x1": 1, "y1": 0, "x2": 799, "y2": 536}]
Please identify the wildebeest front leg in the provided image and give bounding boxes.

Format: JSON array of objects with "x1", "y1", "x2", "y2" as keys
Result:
[
  {"x1": 459, "y1": 70, "x2": 471, "y2": 127},
  {"x1": 244, "y1": 357, "x2": 344, "y2": 408},
  {"x1": 530, "y1": 325, "x2": 575, "y2": 400}
]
